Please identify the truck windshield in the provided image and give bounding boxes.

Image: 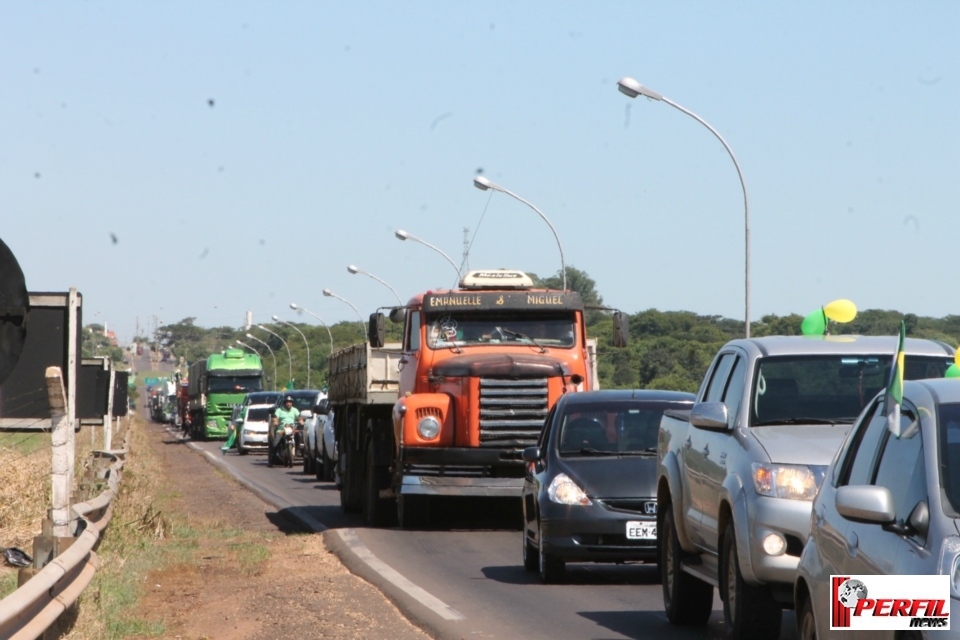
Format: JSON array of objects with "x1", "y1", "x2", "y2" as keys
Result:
[
  {"x1": 752, "y1": 355, "x2": 953, "y2": 426},
  {"x1": 425, "y1": 312, "x2": 576, "y2": 349},
  {"x1": 558, "y1": 401, "x2": 688, "y2": 456},
  {"x1": 208, "y1": 376, "x2": 263, "y2": 393}
]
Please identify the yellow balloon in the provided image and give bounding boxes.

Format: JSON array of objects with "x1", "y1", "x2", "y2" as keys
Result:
[
  {"x1": 955, "y1": 349, "x2": 959, "y2": 367},
  {"x1": 823, "y1": 299, "x2": 857, "y2": 323}
]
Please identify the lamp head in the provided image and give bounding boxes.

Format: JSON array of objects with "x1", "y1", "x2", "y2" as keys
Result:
[
  {"x1": 245, "y1": 333, "x2": 254, "y2": 339},
  {"x1": 322, "y1": 289, "x2": 333, "y2": 297},
  {"x1": 289, "y1": 303, "x2": 298, "y2": 310},
  {"x1": 616, "y1": 77, "x2": 663, "y2": 101},
  {"x1": 473, "y1": 175, "x2": 493, "y2": 191},
  {"x1": 271, "y1": 315, "x2": 280, "y2": 321},
  {"x1": 395, "y1": 229, "x2": 409, "y2": 241},
  {"x1": 347, "y1": 265, "x2": 359, "y2": 274}
]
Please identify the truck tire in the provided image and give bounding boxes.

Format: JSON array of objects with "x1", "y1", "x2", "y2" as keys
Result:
[
  {"x1": 339, "y1": 442, "x2": 364, "y2": 513},
  {"x1": 363, "y1": 444, "x2": 392, "y2": 527},
  {"x1": 661, "y1": 507, "x2": 713, "y2": 625},
  {"x1": 720, "y1": 522, "x2": 781, "y2": 640},
  {"x1": 397, "y1": 494, "x2": 429, "y2": 529}
]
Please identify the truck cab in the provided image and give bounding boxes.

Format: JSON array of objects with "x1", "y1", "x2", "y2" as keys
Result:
[{"x1": 187, "y1": 349, "x2": 265, "y2": 440}]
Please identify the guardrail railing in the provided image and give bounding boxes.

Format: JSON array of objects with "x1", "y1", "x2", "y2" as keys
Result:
[{"x1": 0, "y1": 442, "x2": 127, "y2": 639}]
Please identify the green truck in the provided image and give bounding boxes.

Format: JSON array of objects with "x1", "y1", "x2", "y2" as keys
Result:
[{"x1": 187, "y1": 349, "x2": 264, "y2": 440}]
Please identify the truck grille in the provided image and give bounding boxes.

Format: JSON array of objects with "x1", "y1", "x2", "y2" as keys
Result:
[{"x1": 478, "y1": 378, "x2": 548, "y2": 448}]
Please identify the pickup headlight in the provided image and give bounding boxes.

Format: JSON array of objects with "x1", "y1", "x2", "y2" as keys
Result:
[
  {"x1": 547, "y1": 473, "x2": 592, "y2": 506},
  {"x1": 938, "y1": 536, "x2": 960, "y2": 599},
  {"x1": 417, "y1": 416, "x2": 440, "y2": 440},
  {"x1": 751, "y1": 463, "x2": 825, "y2": 500}
]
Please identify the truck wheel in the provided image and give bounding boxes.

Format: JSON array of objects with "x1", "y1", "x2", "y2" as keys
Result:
[
  {"x1": 397, "y1": 494, "x2": 429, "y2": 529},
  {"x1": 720, "y1": 523, "x2": 781, "y2": 640},
  {"x1": 661, "y1": 507, "x2": 713, "y2": 625},
  {"x1": 363, "y1": 444, "x2": 392, "y2": 527},
  {"x1": 537, "y1": 522, "x2": 564, "y2": 584},
  {"x1": 339, "y1": 446, "x2": 363, "y2": 513}
]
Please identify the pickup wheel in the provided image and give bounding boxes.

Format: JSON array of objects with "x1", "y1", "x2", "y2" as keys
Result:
[
  {"x1": 798, "y1": 596, "x2": 816, "y2": 640},
  {"x1": 661, "y1": 507, "x2": 713, "y2": 625},
  {"x1": 321, "y1": 438, "x2": 335, "y2": 482},
  {"x1": 363, "y1": 444, "x2": 392, "y2": 527},
  {"x1": 720, "y1": 523, "x2": 782, "y2": 640}
]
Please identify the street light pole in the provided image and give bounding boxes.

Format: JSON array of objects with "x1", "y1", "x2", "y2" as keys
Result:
[
  {"x1": 394, "y1": 229, "x2": 461, "y2": 286},
  {"x1": 617, "y1": 76, "x2": 751, "y2": 337},
  {"x1": 290, "y1": 303, "x2": 335, "y2": 354},
  {"x1": 258, "y1": 325, "x2": 293, "y2": 388},
  {"x1": 273, "y1": 315, "x2": 310, "y2": 389},
  {"x1": 347, "y1": 265, "x2": 404, "y2": 306},
  {"x1": 322, "y1": 289, "x2": 366, "y2": 337},
  {"x1": 244, "y1": 334, "x2": 277, "y2": 390},
  {"x1": 472, "y1": 176, "x2": 567, "y2": 292}
]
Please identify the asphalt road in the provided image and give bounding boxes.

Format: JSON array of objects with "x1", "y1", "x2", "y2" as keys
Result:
[{"x1": 178, "y1": 434, "x2": 800, "y2": 640}]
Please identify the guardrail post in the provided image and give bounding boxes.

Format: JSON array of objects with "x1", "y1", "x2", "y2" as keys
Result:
[
  {"x1": 104, "y1": 367, "x2": 115, "y2": 451},
  {"x1": 47, "y1": 367, "x2": 71, "y2": 538}
]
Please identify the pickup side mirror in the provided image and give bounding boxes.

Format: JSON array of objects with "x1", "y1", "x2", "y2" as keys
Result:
[
  {"x1": 522, "y1": 446, "x2": 541, "y2": 463},
  {"x1": 689, "y1": 402, "x2": 729, "y2": 430},
  {"x1": 836, "y1": 485, "x2": 895, "y2": 524},
  {"x1": 613, "y1": 311, "x2": 629, "y2": 348},
  {"x1": 369, "y1": 312, "x2": 385, "y2": 348}
]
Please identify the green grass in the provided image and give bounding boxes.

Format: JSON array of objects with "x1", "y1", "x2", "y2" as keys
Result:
[
  {"x1": 0, "y1": 570, "x2": 17, "y2": 599},
  {"x1": 0, "y1": 432, "x2": 49, "y2": 456}
]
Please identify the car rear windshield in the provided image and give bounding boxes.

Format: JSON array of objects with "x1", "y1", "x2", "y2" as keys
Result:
[
  {"x1": 752, "y1": 355, "x2": 953, "y2": 426},
  {"x1": 208, "y1": 376, "x2": 263, "y2": 393},
  {"x1": 284, "y1": 395, "x2": 316, "y2": 410},
  {"x1": 246, "y1": 408, "x2": 272, "y2": 422},
  {"x1": 557, "y1": 401, "x2": 688, "y2": 456},
  {"x1": 425, "y1": 312, "x2": 576, "y2": 349}
]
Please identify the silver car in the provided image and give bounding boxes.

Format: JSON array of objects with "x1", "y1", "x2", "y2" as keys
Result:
[{"x1": 796, "y1": 377, "x2": 960, "y2": 639}]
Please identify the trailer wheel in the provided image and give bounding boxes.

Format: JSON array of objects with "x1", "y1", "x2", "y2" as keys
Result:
[
  {"x1": 363, "y1": 444, "x2": 392, "y2": 527},
  {"x1": 397, "y1": 494, "x2": 429, "y2": 529}
]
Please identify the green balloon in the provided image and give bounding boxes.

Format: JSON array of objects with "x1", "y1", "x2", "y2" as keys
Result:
[
  {"x1": 801, "y1": 308, "x2": 826, "y2": 336},
  {"x1": 946, "y1": 364, "x2": 960, "y2": 378}
]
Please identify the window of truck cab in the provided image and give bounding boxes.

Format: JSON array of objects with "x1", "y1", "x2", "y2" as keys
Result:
[{"x1": 424, "y1": 311, "x2": 577, "y2": 350}]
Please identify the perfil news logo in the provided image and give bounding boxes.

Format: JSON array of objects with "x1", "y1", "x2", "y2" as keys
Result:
[{"x1": 831, "y1": 575, "x2": 950, "y2": 631}]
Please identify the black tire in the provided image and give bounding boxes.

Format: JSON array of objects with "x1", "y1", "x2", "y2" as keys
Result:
[
  {"x1": 537, "y1": 522, "x2": 564, "y2": 584},
  {"x1": 363, "y1": 444, "x2": 392, "y2": 527},
  {"x1": 798, "y1": 596, "x2": 816, "y2": 640},
  {"x1": 286, "y1": 441, "x2": 295, "y2": 467},
  {"x1": 661, "y1": 506, "x2": 714, "y2": 625},
  {"x1": 522, "y1": 529, "x2": 538, "y2": 572},
  {"x1": 238, "y1": 444, "x2": 248, "y2": 456},
  {"x1": 720, "y1": 523, "x2": 782, "y2": 640},
  {"x1": 397, "y1": 494, "x2": 429, "y2": 529},
  {"x1": 315, "y1": 442, "x2": 325, "y2": 481},
  {"x1": 339, "y1": 445, "x2": 363, "y2": 513},
  {"x1": 321, "y1": 438, "x2": 335, "y2": 482},
  {"x1": 303, "y1": 446, "x2": 313, "y2": 474}
]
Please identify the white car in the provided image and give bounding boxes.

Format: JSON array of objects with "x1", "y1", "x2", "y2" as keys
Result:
[{"x1": 237, "y1": 403, "x2": 274, "y2": 455}]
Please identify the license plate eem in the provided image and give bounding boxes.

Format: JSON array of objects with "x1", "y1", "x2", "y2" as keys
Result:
[{"x1": 626, "y1": 521, "x2": 657, "y2": 540}]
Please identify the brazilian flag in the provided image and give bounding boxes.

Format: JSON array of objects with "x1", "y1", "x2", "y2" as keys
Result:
[{"x1": 885, "y1": 320, "x2": 906, "y2": 437}]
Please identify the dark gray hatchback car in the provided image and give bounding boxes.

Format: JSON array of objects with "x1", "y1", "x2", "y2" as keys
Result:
[{"x1": 521, "y1": 389, "x2": 696, "y2": 583}]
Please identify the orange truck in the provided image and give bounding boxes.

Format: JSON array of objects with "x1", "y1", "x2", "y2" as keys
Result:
[{"x1": 328, "y1": 270, "x2": 628, "y2": 527}]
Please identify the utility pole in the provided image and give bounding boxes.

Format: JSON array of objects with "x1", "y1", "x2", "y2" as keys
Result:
[{"x1": 462, "y1": 227, "x2": 470, "y2": 273}]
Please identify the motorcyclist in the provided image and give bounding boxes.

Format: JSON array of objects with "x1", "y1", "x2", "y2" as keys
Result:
[{"x1": 269, "y1": 395, "x2": 303, "y2": 466}]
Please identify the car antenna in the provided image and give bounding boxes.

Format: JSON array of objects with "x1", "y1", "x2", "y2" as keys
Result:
[{"x1": 632, "y1": 388, "x2": 636, "y2": 398}]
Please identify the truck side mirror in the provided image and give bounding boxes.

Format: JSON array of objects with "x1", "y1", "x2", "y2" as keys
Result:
[
  {"x1": 369, "y1": 312, "x2": 385, "y2": 348},
  {"x1": 389, "y1": 307, "x2": 407, "y2": 324},
  {"x1": 613, "y1": 311, "x2": 629, "y2": 348}
]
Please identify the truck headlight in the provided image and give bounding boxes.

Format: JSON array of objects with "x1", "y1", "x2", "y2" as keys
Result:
[
  {"x1": 417, "y1": 416, "x2": 440, "y2": 440},
  {"x1": 547, "y1": 473, "x2": 592, "y2": 506},
  {"x1": 751, "y1": 463, "x2": 823, "y2": 500}
]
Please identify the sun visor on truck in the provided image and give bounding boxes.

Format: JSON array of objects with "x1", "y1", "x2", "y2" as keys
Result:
[
  {"x1": 423, "y1": 291, "x2": 583, "y2": 313},
  {"x1": 206, "y1": 368, "x2": 262, "y2": 377}
]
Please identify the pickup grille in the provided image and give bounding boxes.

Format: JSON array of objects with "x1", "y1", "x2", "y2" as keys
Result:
[{"x1": 478, "y1": 378, "x2": 548, "y2": 448}]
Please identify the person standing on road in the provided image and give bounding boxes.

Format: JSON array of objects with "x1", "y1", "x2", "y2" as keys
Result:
[{"x1": 269, "y1": 395, "x2": 301, "y2": 466}]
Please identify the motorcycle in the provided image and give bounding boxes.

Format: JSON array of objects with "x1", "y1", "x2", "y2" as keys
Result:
[{"x1": 277, "y1": 425, "x2": 298, "y2": 468}]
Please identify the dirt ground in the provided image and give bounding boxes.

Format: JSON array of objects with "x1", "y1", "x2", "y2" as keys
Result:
[{"x1": 134, "y1": 421, "x2": 429, "y2": 640}]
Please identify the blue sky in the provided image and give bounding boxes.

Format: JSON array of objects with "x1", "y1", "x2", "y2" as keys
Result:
[{"x1": 2, "y1": 2, "x2": 957, "y2": 342}]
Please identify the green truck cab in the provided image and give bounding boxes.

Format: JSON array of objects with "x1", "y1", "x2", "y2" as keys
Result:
[{"x1": 187, "y1": 349, "x2": 264, "y2": 440}]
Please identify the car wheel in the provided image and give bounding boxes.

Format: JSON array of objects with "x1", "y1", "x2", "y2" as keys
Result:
[
  {"x1": 397, "y1": 494, "x2": 429, "y2": 529},
  {"x1": 303, "y1": 446, "x2": 313, "y2": 474},
  {"x1": 798, "y1": 596, "x2": 816, "y2": 640},
  {"x1": 537, "y1": 521, "x2": 564, "y2": 584},
  {"x1": 720, "y1": 522, "x2": 781, "y2": 640},
  {"x1": 238, "y1": 443, "x2": 248, "y2": 456},
  {"x1": 322, "y1": 438, "x2": 335, "y2": 482},
  {"x1": 661, "y1": 506, "x2": 713, "y2": 625},
  {"x1": 522, "y1": 529, "x2": 538, "y2": 572}
]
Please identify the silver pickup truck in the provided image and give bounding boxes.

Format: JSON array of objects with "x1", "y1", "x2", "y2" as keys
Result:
[{"x1": 656, "y1": 335, "x2": 955, "y2": 640}]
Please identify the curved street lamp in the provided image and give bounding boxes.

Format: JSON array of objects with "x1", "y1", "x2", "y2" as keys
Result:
[
  {"x1": 395, "y1": 229, "x2": 461, "y2": 285},
  {"x1": 323, "y1": 288, "x2": 366, "y2": 337},
  {"x1": 617, "y1": 76, "x2": 751, "y2": 337},
  {"x1": 273, "y1": 315, "x2": 311, "y2": 389},
  {"x1": 290, "y1": 303, "x2": 335, "y2": 354},
  {"x1": 473, "y1": 176, "x2": 566, "y2": 292},
  {"x1": 244, "y1": 334, "x2": 277, "y2": 390},
  {"x1": 258, "y1": 325, "x2": 293, "y2": 388},
  {"x1": 347, "y1": 265, "x2": 403, "y2": 306}
]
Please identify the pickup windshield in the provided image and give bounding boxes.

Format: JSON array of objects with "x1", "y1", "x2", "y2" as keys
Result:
[
  {"x1": 208, "y1": 376, "x2": 263, "y2": 394},
  {"x1": 425, "y1": 312, "x2": 576, "y2": 349},
  {"x1": 752, "y1": 355, "x2": 952, "y2": 426},
  {"x1": 558, "y1": 401, "x2": 690, "y2": 456}
]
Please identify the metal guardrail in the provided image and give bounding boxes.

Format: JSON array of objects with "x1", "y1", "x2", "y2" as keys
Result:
[{"x1": 0, "y1": 445, "x2": 127, "y2": 639}]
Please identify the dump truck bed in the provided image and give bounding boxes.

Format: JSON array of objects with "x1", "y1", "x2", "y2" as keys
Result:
[{"x1": 327, "y1": 342, "x2": 402, "y2": 405}]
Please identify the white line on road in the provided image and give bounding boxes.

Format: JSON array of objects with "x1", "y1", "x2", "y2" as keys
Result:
[{"x1": 337, "y1": 528, "x2": 466, "y2": 621}]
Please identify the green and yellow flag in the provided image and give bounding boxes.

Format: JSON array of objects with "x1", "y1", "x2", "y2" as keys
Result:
[{"x1": 885, "y1": 320, "x2": 906, "y2": 436}]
